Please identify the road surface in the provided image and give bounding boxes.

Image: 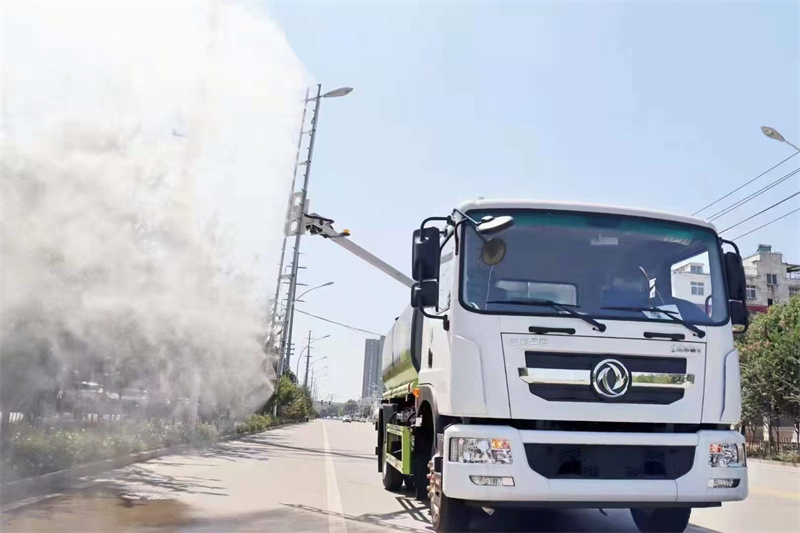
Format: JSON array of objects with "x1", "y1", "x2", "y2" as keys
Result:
[{"x1": 1, "y1": 420, "x2": 797, "y2": 532}]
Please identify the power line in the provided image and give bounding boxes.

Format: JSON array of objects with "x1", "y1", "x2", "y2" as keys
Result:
[
  {"x1": 708, "y1": 167, "x2": 800, "y2": 221},
  {"x1": 294, "y1": 308, "x2": 382, "y2": 336},
  {"x1": 730, "y1": 208, "x2": 800, "y2": 241},
  {"x1": 692, "y1": 152, "x2": 799, "y2": 216},
  {"x1": 719, "y1": 191, "x2": 800, "y2": 233}
]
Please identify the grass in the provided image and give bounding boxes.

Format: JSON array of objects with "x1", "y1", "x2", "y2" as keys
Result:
[
  {"x1": 0, "y1": 420, "x2": 220, "y2": 481},
  {"x1": 1, "y1": 413, "x2": 304, "y2": 482}
]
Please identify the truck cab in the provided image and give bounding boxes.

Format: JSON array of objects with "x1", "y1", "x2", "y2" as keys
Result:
[{"x1": 379, "y1": 199, "x2": 749, "y2": 533}]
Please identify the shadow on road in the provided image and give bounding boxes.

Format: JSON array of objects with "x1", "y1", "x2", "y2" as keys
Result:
[
  {"x1": 283, "y1": 502, "x2": 426, "y2": 532},
  {"x1": 192, "y1": 431, "x2": 375, "y2": 463},
  {"x1": 98, "y1": 464, "x2": 229, "y2": 497}
]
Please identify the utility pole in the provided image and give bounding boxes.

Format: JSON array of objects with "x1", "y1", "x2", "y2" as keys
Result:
[{"x1": 303, "y1": 330, "x2": 312, "y2": 388}]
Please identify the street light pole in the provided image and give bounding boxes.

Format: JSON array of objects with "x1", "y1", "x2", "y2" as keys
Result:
[
  {"x1": 304, "y1": 330, "x2": 312, "y2": 388},
  {"x1": 283, "y1": 85, "x2": 321, "y2": 372},
  {"x1": 269, "y1": 87, "x2": 310, "y2": 358},
  {"x1": 295, "y1": 333, "x2": 330, "y2": 375},
  {"x1": 282, "y1": 85, "x2": 352, "y2": 372},
  {"x1": 761, "y1": 126, "x2": 800, "y2": 153}
]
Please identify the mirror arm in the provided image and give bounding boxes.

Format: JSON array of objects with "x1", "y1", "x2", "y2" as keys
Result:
[
  {"x1": 419, "y1": 306, "x2": 449, "y2": 331},
  {"x1": 720, "y1": 238, "x2": 741, "y2": 256},
  {"x1": 420, "y1": 216, "x2": 451, "y2": 234},
  {"x1": 451, "y1": 208, "x2": 479, "y2": 226}
]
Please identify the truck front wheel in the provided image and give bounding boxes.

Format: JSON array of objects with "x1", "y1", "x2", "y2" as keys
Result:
[
  {"x1": 429, "y1": 459, "x2": 469, "y2": 532},
  {"x1": 630, "y1": 507, "x2": 691, "y2": 533}
]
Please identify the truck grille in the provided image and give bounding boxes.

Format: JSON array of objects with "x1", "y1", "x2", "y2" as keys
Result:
[
  {"x1": 519, "y1": 352, "x2": 691, "y2": 405},
  {"x1": 524, "y1": 443, "x2": 695, "y2": 480}
]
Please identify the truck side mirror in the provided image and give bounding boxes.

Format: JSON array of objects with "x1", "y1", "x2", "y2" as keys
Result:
[
  {"x1": 411, "y1": 279, "x2": 439, "y2": 309},
  {"x1": 411, "y1": 226, "x2": 440, "y2": 310},
  {"x1": 723, "y1": 252, "x2": 746, "y2": 302},
  {"x1": 723, "y1": 250, "x2": 749, "y2": 330},
  {"x1": 412, "y1": 227, "x2": 440, "y2": 282},
  {"x1": 729, "y1": 300, "x2": 748, "y2": 333}
]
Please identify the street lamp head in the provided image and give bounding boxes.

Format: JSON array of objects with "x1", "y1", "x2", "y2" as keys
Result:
[
  {"x1": 322, "y1": 281, "x2": 334, "y2": 287},
  {"x1": 761, "y1": 126, "x2": 786, "y2": 143},
  {"x1": 322, "y1": 87, "x2": 353, "y2": 98}
]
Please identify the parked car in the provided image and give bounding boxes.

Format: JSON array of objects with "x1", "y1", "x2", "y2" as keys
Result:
[{"x1": 342, "y1": 415, "x2": 352, "y2": 423}]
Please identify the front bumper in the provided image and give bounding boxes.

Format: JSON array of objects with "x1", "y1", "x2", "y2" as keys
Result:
[{"x1": 442, "y1": 425, "x2": 748, "y2": 505}]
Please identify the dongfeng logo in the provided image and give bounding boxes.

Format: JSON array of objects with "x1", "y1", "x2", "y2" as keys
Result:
[
  {"x1": 591, "y1": 359, "x2": 630, "y2": 399},
  {"x1": 670, "y1": 344, "x2": 702, "y2": 354},
  {"x1": 509, "y1": 337, "x2": 548, "y2": 347}
]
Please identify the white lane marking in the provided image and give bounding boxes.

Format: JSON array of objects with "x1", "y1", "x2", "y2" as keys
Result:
[{"x1": 322, "y1": 422, "x2": 348, "y2": 533}]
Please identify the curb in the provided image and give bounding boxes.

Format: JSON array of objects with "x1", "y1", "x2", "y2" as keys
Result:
[
  {"x1": 749, "y1": 457, "x2": 799, "y2": 468},
  {"x1": 0, "y1": 421, "x2": 301, "y2": 505}
]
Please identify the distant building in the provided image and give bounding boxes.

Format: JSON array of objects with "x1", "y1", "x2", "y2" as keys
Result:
[
  {"x1": 671, "y1": 244, "x2": 799, "y2": 315},
  {"x1": 741, "y1": 244, "x2": 800, "y2": 313},
  {"x1": 670, "y1": 261, "x2": 710, "y2": 308},
  {"x1": 361, "y1": 336, "x2": 385, "y2": 399}
]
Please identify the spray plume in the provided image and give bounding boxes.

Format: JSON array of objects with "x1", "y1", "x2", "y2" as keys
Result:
[{"x1": 0, "y1": 1, "x2": 307, "y2": 418}]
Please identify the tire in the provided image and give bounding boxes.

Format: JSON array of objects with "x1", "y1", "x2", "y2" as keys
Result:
[
  {"x1": 630, "y1": 508, "x2": 691, "y2": 533},
  {"x1": 413, "y1": 429, "x2": 433, "y2": 500},
  {"x1": 430, "y1": 456, "x2": 470, "y2": 532},
  {"x1": 382, "y1": 447, "x2": 404, "y2": 491},
  {"x1": 379, "y1": 416, "x2": 405, "y2": 492}
]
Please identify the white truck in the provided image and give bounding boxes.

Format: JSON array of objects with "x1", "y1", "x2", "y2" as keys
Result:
[{"x1": 305, "y1": 199, "x2": 750, "y2": 533}]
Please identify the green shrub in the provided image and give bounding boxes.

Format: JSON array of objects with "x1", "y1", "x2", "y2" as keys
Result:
[
  {"x1": 235, "y1": 413, "x2": 274, "y2": 434},
  {"x1": 1, "y1": 420, "x2": 227, "y2": 480},
  {"x1": 195, "y1": 422, "x2": 219, "y2": 441},
  {"x1": 775, "y1": 451, "x2": 800, "y2": 463}
]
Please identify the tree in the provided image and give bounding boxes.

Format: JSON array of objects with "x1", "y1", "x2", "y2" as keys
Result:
[
  {"x1": 274, "y1": 375, "x2": 313, "y2": 421},
  {"x1": 340, "y1": 399, "x2": 358, "y2": 417},
  {"x1": 737, "y1": 295, "x2": 800, "y2": 446}
]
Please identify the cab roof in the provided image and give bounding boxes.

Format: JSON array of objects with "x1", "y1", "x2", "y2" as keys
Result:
[{"x1": 456, "y1": 199, "x2": 718, "y2": 233}]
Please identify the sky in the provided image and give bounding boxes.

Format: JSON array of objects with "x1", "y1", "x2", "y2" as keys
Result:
[{"x1": 259, "y1": 1, "x2": 799, "y2": 402}]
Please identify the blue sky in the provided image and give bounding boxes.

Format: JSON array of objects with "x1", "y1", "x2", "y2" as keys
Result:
[{"x1": 261, "y1": 1, "x2": 799, "y2": 401}]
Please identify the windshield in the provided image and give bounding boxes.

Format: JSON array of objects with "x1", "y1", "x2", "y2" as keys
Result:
[{"x1": 461, "y1": 209, "x2": 728, "y2": 325}]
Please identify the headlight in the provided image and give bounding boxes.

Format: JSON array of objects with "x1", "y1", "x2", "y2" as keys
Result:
[
  {"x1": 449, "y1": 437, "x2": 512, "y2": 464},
  {"x1": 709, "y1": 443, "x2": 746, "y2": 467}
]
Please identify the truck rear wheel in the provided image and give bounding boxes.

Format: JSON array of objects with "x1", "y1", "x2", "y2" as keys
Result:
[
  {"x1": 381, "y1": 434, "x2": 404, "y2": 491},
  {"x1": 630, "y1": 508, "x2": 691, "y2": 533},
  {"x1": 382, "y1": 451, "x2": 404, "y2": 490}
]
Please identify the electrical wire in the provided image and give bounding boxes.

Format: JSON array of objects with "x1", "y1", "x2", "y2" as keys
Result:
[
  {"x1": 730, "y1": 208, "x2": 800, "y2": 241},
  {"x1": 692, "y1": 152, "x2": 799, "y2": 216},
  {"x1": 707, "y1": 167, "x2": 800, "y2": 221},
  {"x1": 294, "y1": 308, "x2": 382, "y2": 336},
  {"x1": 719, "y1": 191, "x2": 800, "y2": 233}
]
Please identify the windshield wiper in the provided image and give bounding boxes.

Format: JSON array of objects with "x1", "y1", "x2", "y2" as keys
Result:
[
  {"x1": 487, "y1": 299, "x2": 607, "y2": 332},
  {"x1": 601, "y1": 306, "x2": 705, "y2": 338}
]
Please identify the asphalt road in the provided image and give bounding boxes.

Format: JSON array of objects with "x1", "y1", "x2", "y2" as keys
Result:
[{"x1": 1, "y1": 420, "x2": 797, "y2": 532}]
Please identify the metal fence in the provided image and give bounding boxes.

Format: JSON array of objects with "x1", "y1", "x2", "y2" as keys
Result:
[{"x1": 746, "y1": 437, "x2": 800, "y2": 458}]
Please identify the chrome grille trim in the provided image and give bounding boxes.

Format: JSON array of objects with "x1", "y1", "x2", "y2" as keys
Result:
[{"x1": 518, "y1": 368, "x2": 694, "y2": 390}]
